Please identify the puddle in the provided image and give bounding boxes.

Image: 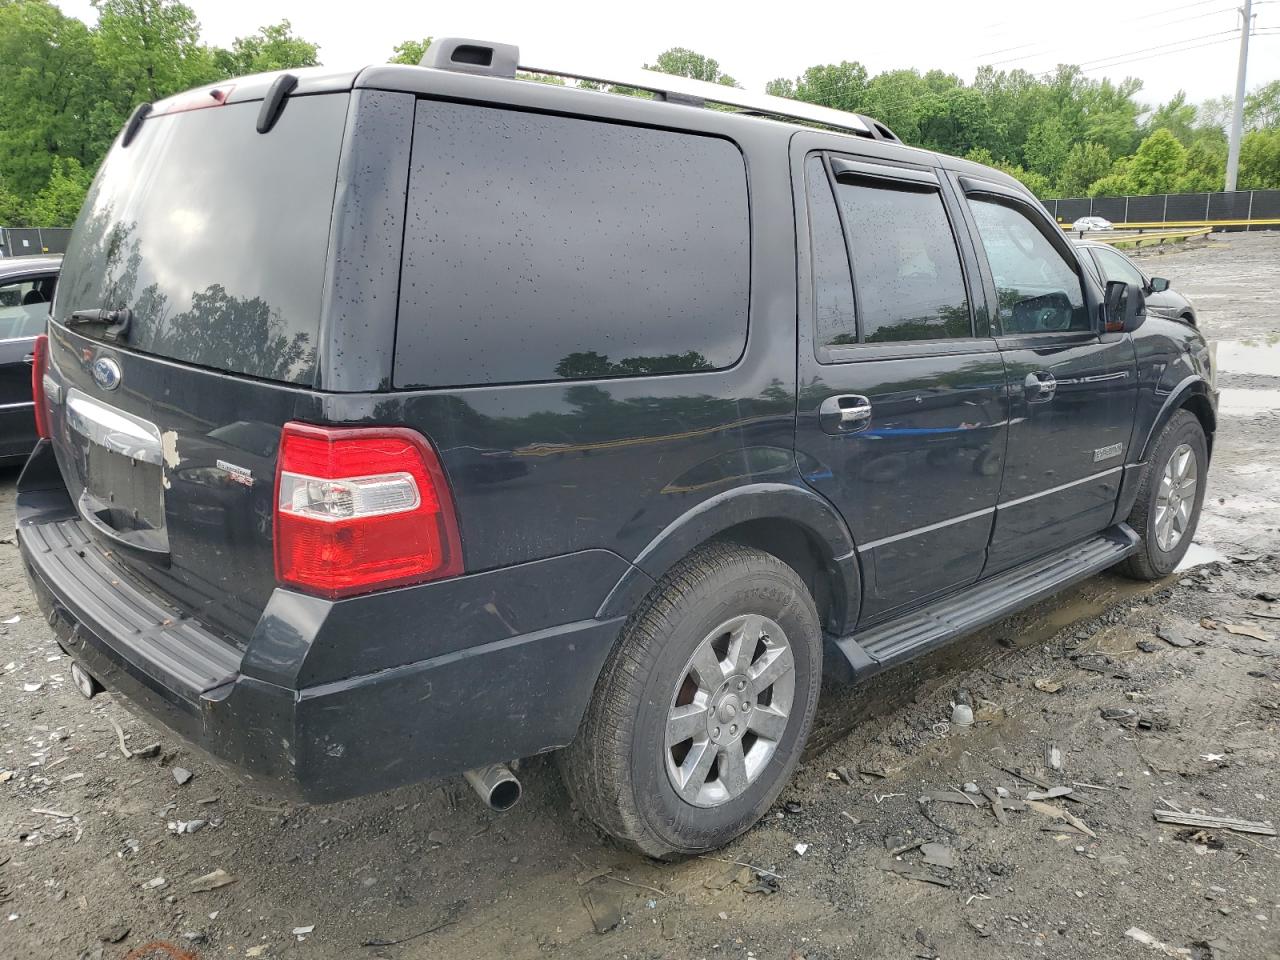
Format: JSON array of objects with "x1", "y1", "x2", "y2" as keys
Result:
[
  {"x1": 1212, "y1": 336, "x2": 1280, "y2": 376},
  {"x1": 1209, "y1": 338, "x2": 1280, "y2": 417},
  {"x1": 1174, "y1": 541, "x2": 1224, "y2": 572}
]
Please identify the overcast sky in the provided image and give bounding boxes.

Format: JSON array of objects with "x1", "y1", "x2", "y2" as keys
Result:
[{"x1": 58, "y1": 0, "x2": 1280, "y2": 111}]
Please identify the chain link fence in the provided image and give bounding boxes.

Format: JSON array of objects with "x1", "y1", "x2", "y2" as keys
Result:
[
  {"x1": 1042, "y1": 190, "x2": 1280, "y2": 229},
  {"x1": 0, "y1": 227, "x2": 73, "y2": 258}
]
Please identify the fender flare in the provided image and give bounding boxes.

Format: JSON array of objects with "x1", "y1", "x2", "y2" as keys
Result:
[
  {"x1": 596, "y1": 482, "x2": 861, "y2": 632},
  {"x1": 1139, "y1": 376, "x2": 1216, "y2": 463}
]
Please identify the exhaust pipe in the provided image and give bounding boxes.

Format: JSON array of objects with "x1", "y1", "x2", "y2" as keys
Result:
[
  {"x1": 70, "y1": 661, "x2": 102, "y2": 700},
  {"x1": 464, "y1": 762, "x2": 522, "y2": 812}
]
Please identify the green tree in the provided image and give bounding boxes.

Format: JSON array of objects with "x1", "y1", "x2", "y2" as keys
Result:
[
  {"x1": 0, "y1": 0, "x2": 105, "y2": 198},
  {"x1": 1239, "y1": 129, "x2": 1280, "y2": 189},
  {"x1": 776, "y1": 61, "x2": 870, "y2": 113},
  {"x1": 1145, "y1": 90, "x2": 1197, "y2": 144},
  {"x1": 25, "y1": 156, "x2": 92, "y2": 226},
  {"x1": 1023, "y1": 115, "x2": 1072, "y2": 179},
  {"x1": 646, "y1": 47, "x2": 736, "y2": 86},
  {"x1": 92, "y1": 0, "x2": 209, "y2": 105},
  {"x1": 1245, "y1": 79, "x2": 1280, "y2": 131},
  {"x1": 1126, "y1": 129, "x2": 1187, "y2": 194},
  {"x1": 0, "y1": 175, "x2": 27, "y2": 226},
  {"x1": 213, "y1": 20, "x2": 318, "y2": 75},
  {"x1": 1057, "y1": 142, "x2": 1112, "y2": 196},
  {"x1": 389, "y1": 37, "x2": 431, "y2": 65}
]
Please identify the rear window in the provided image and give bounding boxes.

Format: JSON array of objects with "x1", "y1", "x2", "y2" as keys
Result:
[
  {"x1": 394, "y1": 101, "x2": 750, "y2": 388},
  {"x1": 55, "y1": 93, "x2": 349, "y2": 384}
]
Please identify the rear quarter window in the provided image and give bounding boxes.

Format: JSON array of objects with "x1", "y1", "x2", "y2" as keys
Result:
[{"x1": 394, "y1": 101, "x2": 750, "y2": 388}]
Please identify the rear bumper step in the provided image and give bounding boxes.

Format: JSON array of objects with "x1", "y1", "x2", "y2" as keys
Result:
[{"x1": 829, "y1": 525, "x2": 1140, "y2": 681}]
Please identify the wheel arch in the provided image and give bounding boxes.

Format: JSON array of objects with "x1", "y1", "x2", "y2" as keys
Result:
[
  {"x1": 1140, "y1": 376, "x2": 1216, "y2": 463},
  {"x1": 596, "y1": 483, "x2": 861, "y2": 636}
]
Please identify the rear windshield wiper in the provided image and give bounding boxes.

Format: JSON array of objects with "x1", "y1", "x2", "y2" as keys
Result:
[{"x1": 67, "y1": 308, "x2": 132, "y2": 342}]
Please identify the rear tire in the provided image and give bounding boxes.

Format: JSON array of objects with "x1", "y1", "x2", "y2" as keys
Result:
[
  {"x1": 559, "y1": 541, "x2": 822, "y2": 858},
  {"x1": 1118, "y1": 410, "x2": 1207, "y2": 581}
]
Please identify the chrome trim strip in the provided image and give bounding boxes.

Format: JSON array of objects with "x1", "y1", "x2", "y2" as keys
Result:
[
  {"x1": 65, "y1": 388, "x2": 163, "y2": 465},
  {"x1": 996, "y1": 466, "x2": 1123, "y2": 510},
  {"x1": 0, "y1": 400, "x2": 34, "y2": 410},
  {"x1": 857, "y1": 506, "x2": 996, "y2": 553}
]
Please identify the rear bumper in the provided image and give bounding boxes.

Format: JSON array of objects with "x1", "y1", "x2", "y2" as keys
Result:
[{"x1": 17, "y1": 441, "x2": 626, "y2": 803}]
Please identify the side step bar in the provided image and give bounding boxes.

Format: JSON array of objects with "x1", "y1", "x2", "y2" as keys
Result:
[{"x1": 828, "y1": 524, "x2": 1140, "y2": 682}]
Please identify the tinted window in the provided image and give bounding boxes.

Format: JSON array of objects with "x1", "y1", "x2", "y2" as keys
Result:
[
  {"x1": 1092, "y1": 246, "x2": 1145, "y2": 287},
  {"x1": 805, "y1": 157, "x2": 858, "y2": 348},
  {"x1": 968, "y1": 198, "x2": 1090, "y2": 335},
  {"x1": 833, "y1": 176, "x2": 971, "y2": 344},
  {"x1": 395, "y1": 101, "x2": 749, "y2": 387},
  {"x1": 0, "y1": 274, "x2": 56, "y2": 339},
  {"x1": 55, "y1": 94, "x2": 348, "y2": 384}
]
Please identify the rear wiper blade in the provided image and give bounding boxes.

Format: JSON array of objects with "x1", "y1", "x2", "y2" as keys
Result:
[{"x1": 67, "y1": 307, "x2": 132, "y2": 342}]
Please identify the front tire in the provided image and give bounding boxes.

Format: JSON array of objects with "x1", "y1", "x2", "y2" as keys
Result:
[
  {"x1": 559, "y1": 542, "x2": 822, "y2": 858},
  {"x1": 1119, "y1": 409, "x2": 1208, "y2": 580}
]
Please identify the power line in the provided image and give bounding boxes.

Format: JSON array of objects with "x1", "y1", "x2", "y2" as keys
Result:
[
  {"x1": 983, "y1": 5, "x2": 1237, "y2": 70},
  {"x1": 1075, "y1": 29, "x2": 1239, "y2": 70},
  {"x1": 1077, "y1": 35, "x2": 1242, "y2": 74},
  {"x1": 1132, "y1": 0, "x2": 1224, "y2": 17}
]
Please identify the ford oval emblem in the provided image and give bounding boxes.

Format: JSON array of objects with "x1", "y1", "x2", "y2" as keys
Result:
[{"x1": 92, "y1": 356, "x2": 122, "y2": 391}]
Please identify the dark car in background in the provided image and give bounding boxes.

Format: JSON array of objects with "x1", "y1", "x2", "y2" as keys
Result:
[
  {"x1": 0, "y1": 254, "x2": 59, "y2": 464},
  {"x1": 1075, "y1": 239, "x2": 1198, "y2": 325},
  {"x1": 16, "y1": 41, "x2": 1216, "y2": 858}
]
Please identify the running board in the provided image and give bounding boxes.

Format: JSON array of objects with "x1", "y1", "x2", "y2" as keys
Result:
[{"x1": 828, "y1": 524, "x2": 1140, "y2": 682}]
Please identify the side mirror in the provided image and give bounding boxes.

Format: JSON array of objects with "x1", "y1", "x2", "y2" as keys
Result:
[
  {"x1": 1104, "y1": 280, "x2": 1146, "y2": 333},
  {"x1": 1149, "y1": 276, "x2": 1170, "y2": 293}
]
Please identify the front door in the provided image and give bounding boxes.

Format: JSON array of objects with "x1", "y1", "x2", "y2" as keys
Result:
[
  {"x1": 0, "y1": 271, "x2": 55, "y2": 461},
  {"x1": 956, "y1": 182, "x2": 1137, "y2": 574},
  {"x1": 794, "y1": 151, "x2": 1008, "y2": 623}
]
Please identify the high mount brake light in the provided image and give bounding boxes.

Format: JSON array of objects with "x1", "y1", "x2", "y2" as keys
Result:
[
  {"x1": 31, "y1": 334, "x2": 50, "y2": 441},
  {"x1": 273, "y1": 423, "x2": 463, "y2": 599}
]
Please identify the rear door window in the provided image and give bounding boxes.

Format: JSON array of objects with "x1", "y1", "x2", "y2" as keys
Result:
[
  {"x1": 55, "y1": 94, "x2": 349, "y2": 384},
  {"x1": 814, "y1": 162, "x2": 972, "y2": 347},
  {"x1": 394, "y1": 101, "x2": 750, "y2": 387}
]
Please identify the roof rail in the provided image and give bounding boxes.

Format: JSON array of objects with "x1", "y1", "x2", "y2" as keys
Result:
[{"x1": 416, "y1": 38, "x2": 899, "y2": 143}]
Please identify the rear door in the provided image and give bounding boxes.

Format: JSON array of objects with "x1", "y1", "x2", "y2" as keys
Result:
[
  {"x1": 955, "y1": 179, "x2": 1137, "y2": 573},
  {"x1": 794, "y1": 149, "x2": 1008, "y2": 623},
  {"x1": 0, "y1": 270, "x2": 55, "y2": 460},
  {"x1": 43, "y1": 87, "x2": 352, "y2": 644}
]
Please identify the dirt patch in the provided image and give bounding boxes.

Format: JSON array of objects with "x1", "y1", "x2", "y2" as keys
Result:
[{"x1": 3, "y1": 233, "x2": 1280, "y2": 960}]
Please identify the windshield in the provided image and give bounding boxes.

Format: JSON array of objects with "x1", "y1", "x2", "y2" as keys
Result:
[{"x1": 54, "y1": 93, "x2": 348, "y2": 384}]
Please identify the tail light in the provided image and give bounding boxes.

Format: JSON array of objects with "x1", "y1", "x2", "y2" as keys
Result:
[
  {"x1": 31, "y1": 334, "x2": 50, "y2": 440},
  {"x1": 274, "y1": 423, "x2": 463, "y2": 599}
]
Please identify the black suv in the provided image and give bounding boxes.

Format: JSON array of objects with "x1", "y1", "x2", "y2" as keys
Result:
[{"x1": 17, "y1": 39, "x2": 1216, "y2": 858}]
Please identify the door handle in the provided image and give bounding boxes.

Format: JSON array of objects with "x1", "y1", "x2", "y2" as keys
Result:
[
  {"x1": 1024, "y1": 371, "x2": 1057, "y2": 403},
  {"x1": 819, "y1": 394, "x2": 872, "y2": 434}
]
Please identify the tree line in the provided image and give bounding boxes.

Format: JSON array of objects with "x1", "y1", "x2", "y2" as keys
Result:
[{"x1": 1, "y1": 1, "x2": 1278, "y2": 228}]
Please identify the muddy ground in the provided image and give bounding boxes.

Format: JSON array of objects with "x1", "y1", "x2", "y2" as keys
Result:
[{"x1": 2, "y1": 232, "x2": 1280, "y2": 960}]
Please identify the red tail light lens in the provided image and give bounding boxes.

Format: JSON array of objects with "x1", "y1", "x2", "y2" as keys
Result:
[
  {"x1": 31, "y1": 334, "x2": 50, "y2": 440},
  {"x1": 274, "y1": 423, "x2": 463, "y2": 599}
]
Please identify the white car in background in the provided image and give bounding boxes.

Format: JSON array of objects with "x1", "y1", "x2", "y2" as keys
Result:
[{"x1": 1072, "y1": 215, "x2": 1114, "y2": 231}]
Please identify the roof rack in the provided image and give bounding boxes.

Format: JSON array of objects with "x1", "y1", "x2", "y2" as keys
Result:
[{"x1": 420, "y1": 37, "x2": 900, "y2": 143}]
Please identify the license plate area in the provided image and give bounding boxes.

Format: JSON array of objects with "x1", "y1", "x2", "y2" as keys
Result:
[{"x1": 65, "y1": 388, "x2": 169, "y2": 556}]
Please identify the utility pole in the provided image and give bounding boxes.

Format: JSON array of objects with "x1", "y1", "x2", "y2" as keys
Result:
[{"x1": 1225, "y1": 0, "x2": 1253, "y2": 192}]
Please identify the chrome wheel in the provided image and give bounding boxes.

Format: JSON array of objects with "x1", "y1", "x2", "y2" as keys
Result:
[
  {"x1": 1154, "y1": 442, "x2": 1197, "y2": 552},
  {"x1": 664, "y1": 614, "x2": 795, "y2": 808}
]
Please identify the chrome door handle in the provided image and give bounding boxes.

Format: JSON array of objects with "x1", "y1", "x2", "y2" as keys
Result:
[
  {"x1": 1024, "y1": 371, "x2": 1057, "y2": 403},
  {"x1": 819, "y1": 394, "x2": 872, "y2": 434}
]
